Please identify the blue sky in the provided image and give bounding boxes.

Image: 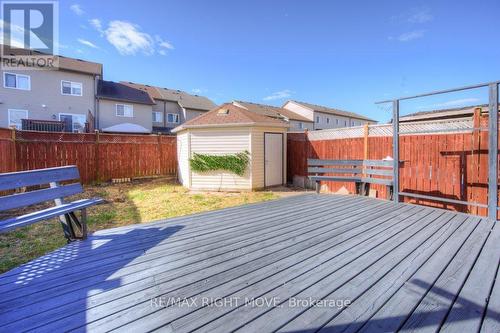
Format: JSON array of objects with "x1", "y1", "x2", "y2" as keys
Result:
[{"x1": 59, "y1": 0, "x2": 499, "y2": 122}]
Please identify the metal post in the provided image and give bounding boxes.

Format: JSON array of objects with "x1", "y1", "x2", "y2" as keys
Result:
[
  {"x1": 488, "y1": 83, "x2": 498, "y2": 221},
  {"x1": 393, "y1": 100, "x2": 400, "y2": 203}
]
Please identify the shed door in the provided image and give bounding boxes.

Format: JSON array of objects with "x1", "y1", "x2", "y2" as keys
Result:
[{"x1": 264, "y1": 133, "x2": 283, "y2": 187}]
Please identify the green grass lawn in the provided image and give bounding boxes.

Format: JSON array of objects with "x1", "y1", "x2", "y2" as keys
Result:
[{"x1": 0, "y1": 178, "x2": 282, "y2": 274}]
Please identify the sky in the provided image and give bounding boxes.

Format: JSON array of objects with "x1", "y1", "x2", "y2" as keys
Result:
[{"x1": 53, "y1": 0, "x2": 500, "y2": 122}]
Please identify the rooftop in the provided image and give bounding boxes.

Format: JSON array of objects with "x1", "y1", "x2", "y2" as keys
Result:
[
  {"x1": 234, "y1": 100, "x2": 312, "y2": 123},
  {"x1": 0, "y1": 44, "x2": 102, "y2": 76},
  {"x1": 172, "y1": 103, "x2": 288, "y2": 132},
  {"x1": 400, "y1": 104, "x2": 488, "y2": 122},
  {"x1": 288, "y1": 100, "x2": 376, "y2": 122},
  {"x1": 96, "y1": 80, "x2": 155, "y2": 105},
  {"x1": 121, "y1": 82, "x2": 217, "y2": 111}
]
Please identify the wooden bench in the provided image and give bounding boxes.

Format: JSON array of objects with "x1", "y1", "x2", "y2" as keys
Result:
[
  {"x1": 308, "y1": 159, "x2": 394, "y2": 199},
  {"x1": 0, "y1": 166, "x2": 105, "y2": 242}
]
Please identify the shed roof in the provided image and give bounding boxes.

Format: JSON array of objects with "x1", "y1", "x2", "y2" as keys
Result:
[
  {"x1": 400, "y1": 104, "x2": 487, "y2": 122},
  {"x1": 121, "y1": 82, "x2": 217, "y2": 110},
  {"x1": 97, "y1": 80, "x2": 155, "y2": 105},
  {"x1": 233, "y1": 100, "x2": 312, "y2": 122},
  {"x1": 172, "y1": 103, "x2": 288, "y2": 133},
  {"x1": 287, "y1": 100, "x2": 376, "y2": 122}
]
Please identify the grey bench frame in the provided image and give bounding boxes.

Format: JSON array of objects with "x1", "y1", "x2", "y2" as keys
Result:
[
  {"x1": 308, "y1": 159, "x2": 394, "y2": 199},
  {"x1": 0, "y1": 166, "x2": 105, "y2": 242}
]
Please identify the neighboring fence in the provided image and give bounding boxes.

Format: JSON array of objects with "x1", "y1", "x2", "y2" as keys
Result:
[
  {"x1": 288, "y1": 111, "x2": 495, "y2": 218},
  {"x1": 0, "y1": 128, "x2": 177, "y2": 184}
]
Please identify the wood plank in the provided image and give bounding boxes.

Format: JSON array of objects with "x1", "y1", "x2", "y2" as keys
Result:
[
  {"x1": 441, "y1": 220, "x2": 499, "y2": 332},
  {"x1": 316, "y1": 214, "x2": 469, "y2": 333},
  {"x1": 357, "y1": 216, "x2": 482, "y2": 333},
  {"x1": 398, "y1": 218, "x2": 492, "y2": 332},
  {"x1": 0, "y1": 197, "x2": 383, "y2": 324},
  {"x1": 307, "y1": 159, "x2": 363, "y2": 166}
]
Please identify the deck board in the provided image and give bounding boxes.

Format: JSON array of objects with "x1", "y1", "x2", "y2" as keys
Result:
[{"x1": 0, "y1": 194, "x2": 497, "y2": 333}]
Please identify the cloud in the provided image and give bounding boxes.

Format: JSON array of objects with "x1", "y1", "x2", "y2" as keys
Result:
[
  {"x1": 77, "y1": 38, "x2": 99, "y2": 49},
  {"x1": 104, "y1": 20, "x2": 155, "y2": 55},
  {"x1": 263, "y1": 90, "x2": 293, "y2": 101},
  {"x1": 89, "y1": 18, "x2": 104, "y2": 35},
  {"x1": 390, "y1": 30, "x2": 425, "y2": 42},
  {"x1": 408, "y1": 8, "x2": 433, "y2": 24},
  {"x1": 70, "y1": 4, "x2": 85, "y2": 16},
  {"x1": 418, "y1": 98, "x2": 480, "y2": 110},
  {"x1": 0, "y1": 19, "x2": 25, "y2": 47}
]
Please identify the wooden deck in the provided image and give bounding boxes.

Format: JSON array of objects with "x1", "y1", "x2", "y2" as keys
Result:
[{"x1": 0, "y1": 194, "x2": 498, "y2": 332}]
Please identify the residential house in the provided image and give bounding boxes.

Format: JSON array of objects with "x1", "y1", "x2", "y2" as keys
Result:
[
  {"x1": 0, "y1": 47, "x2": 102, "y2": 132},
  {"x1": 121, "y1": 82, "x2": 217, "y2": 133},
  {"x1": 282, "y1": 100, "x2": 376, "y2": 130},
  {"x1": 96, "y1": 80, "x2": 155, "y2": 133},
  {"x1": 399, "y1": 105, "x2": 487, "y2": 123},
  {"x1": 232, "y1": 100, "x2": 314, "y2": 131}
]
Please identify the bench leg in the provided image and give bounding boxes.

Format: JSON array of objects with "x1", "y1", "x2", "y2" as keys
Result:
[
  {"x1": 387, "y1": 185, "x2": 393, "y2": 200},
  {"x1": 59, "y1": 214, "x2": 75, "y2": 242},
  {"x1": 81, "y1": 208, "x2": 88, "y2": 240},
  {"x1": 315, "y1": 181, "x2": 320, "y2": 194}
]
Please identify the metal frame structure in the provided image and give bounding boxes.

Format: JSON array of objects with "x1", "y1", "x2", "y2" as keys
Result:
[{"x1": 376, "y1": 81, "x2": 500, "y2": 221}]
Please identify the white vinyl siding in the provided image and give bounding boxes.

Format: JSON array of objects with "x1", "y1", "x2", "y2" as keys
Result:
[
  {"x1": 3, "y1": 72, "x2": 30, "y2": 90},
  {"x1": 116, "y1": 104, "x2": 133, "y2": 117},
  {"x1": 61, "y1": 80, "x2": 82, "y2": 96},
  {"x1": 189, "y1": 129, "x2": 252, "y2": 191}
]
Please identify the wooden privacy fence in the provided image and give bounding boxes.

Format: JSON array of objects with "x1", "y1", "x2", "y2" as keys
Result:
[
  {"x1": 0, "y1": 128, "x2": 177, "y2": 184},
  {"x1": 288, "y1": 112, "x2": 497, "y2": 218}
]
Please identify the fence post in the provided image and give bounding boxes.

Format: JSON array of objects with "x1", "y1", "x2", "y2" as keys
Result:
[
  {"x1": 488, "y1": 83, "x2": 498, "y2": 221},
  {"x1": 157, "y1": 133, "x2": 163, "y2": 175},
  {"x1": 393, "y1": 100, "x2": 400, "y2": 203},
  {"x1": 95, "y1": 130, "x2": 100, "y2": 183},
  {"x1": 363, "y1": 124, "x2": 369, "y2": 160},
  {"x1": 11, "y1": 127, "x2": 18, "y2": 172}
]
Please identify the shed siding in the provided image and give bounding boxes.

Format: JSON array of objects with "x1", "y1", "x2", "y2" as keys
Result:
[
  {"x1": 190, "y1": 128, "x2": 252, "y2": 191},
  {"x1": 176, "y1": 131, "x2": 190, "y2": 187}
]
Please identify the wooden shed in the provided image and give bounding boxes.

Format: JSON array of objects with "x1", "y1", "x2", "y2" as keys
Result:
[{"x1": 172, "y1": 103, "x2": 288, "y2": 191}]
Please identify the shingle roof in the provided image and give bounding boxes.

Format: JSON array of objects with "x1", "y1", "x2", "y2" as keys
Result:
[
  {"x1": 172, "y1": 103, "x2": 288, "y2": 132},
  {"x1": 120, "y1": 82, "x2": 217, "y2": 111},
  {"x1": 233, "y1": 100, "x2": 312, "y2": 122},
  {"x1": 0, "y1": 44, "x2": 102, "y2": 75},
  {"x1": 400, "y1": 104, "x2": 486, "y2": 122},
  {"x1": 288, "y1": 100, "x2": 376, "y2": 122},
  {"x1": 97, "y1": 80, "x2": 155, "y2": 105}
]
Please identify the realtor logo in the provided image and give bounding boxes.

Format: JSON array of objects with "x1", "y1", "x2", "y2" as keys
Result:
[{"x1": 1, "y1": 1, "x2": 59, "y2": 69}]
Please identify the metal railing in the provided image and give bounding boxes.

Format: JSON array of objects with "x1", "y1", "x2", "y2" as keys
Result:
[{"x1": 376, "y1": 81, "x2": 500, "y2": 221}]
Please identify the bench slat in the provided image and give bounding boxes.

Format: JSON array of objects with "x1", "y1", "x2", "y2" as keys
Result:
[
  {"x1": 364, "y1": 168, "x2": 394, "y2": 177},
  {"x1": 0, "y1": 198, "x2": 104, "y2": 233},
  {"x1": 0, "y1": 166, "x2": 80, "y2": 191},
  {"x1": 361, "y1": 177, "x2": 394, "y2": 186},
  {"x1": 309, "y1": 176, "x2": 363, "y2": 183},
  {"x1": 308, "y1": 167, "x2": 363, "y2": 174},
  {"x1": 0, "y1": 183, "x2": 83, "y2": 211},
  {"x1": 363, "y1": 160, "x2": 394, "y2": 167},
  {"x1": 307, "y1": 159, "x2": 363, "y2": 166}
]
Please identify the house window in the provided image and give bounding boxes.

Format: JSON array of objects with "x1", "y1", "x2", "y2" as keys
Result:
[
  {"x1": 152, "y1": 111, "x2": 163, "y2": 122},
  {"x1": 316, "y1": 116, "x2": 320, "y2": 123},
  {"x1": 336, "y1": 119, "x2": 339, "y2": 125},
  {"x1": 326, "y1": 118, "x2": 330, "y2": 124},
  {"x1": 116, "y1": 104, "x2": 134, "y2": 117},
  {"x1": 61, "y1": 80, "x2": 82, "y2": 96},
  {"x1": 59, "y1": 113, "x2": 87, "y2": 133},
  {"x1": 344, "y1": 120, "x2": 347, "y2": 126},
  {"x1": 8, "y1": 109, "x2": 28, "y2": 129},
  {"x1": 4, "y1": 72, "x2": 30, "y2": 90},
  {"x1": 167, "y1": 113, "x2": 179, "y2": 123},
  {"x1": 298, "y1": 122, "x2": 303, "y2": 129}
]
